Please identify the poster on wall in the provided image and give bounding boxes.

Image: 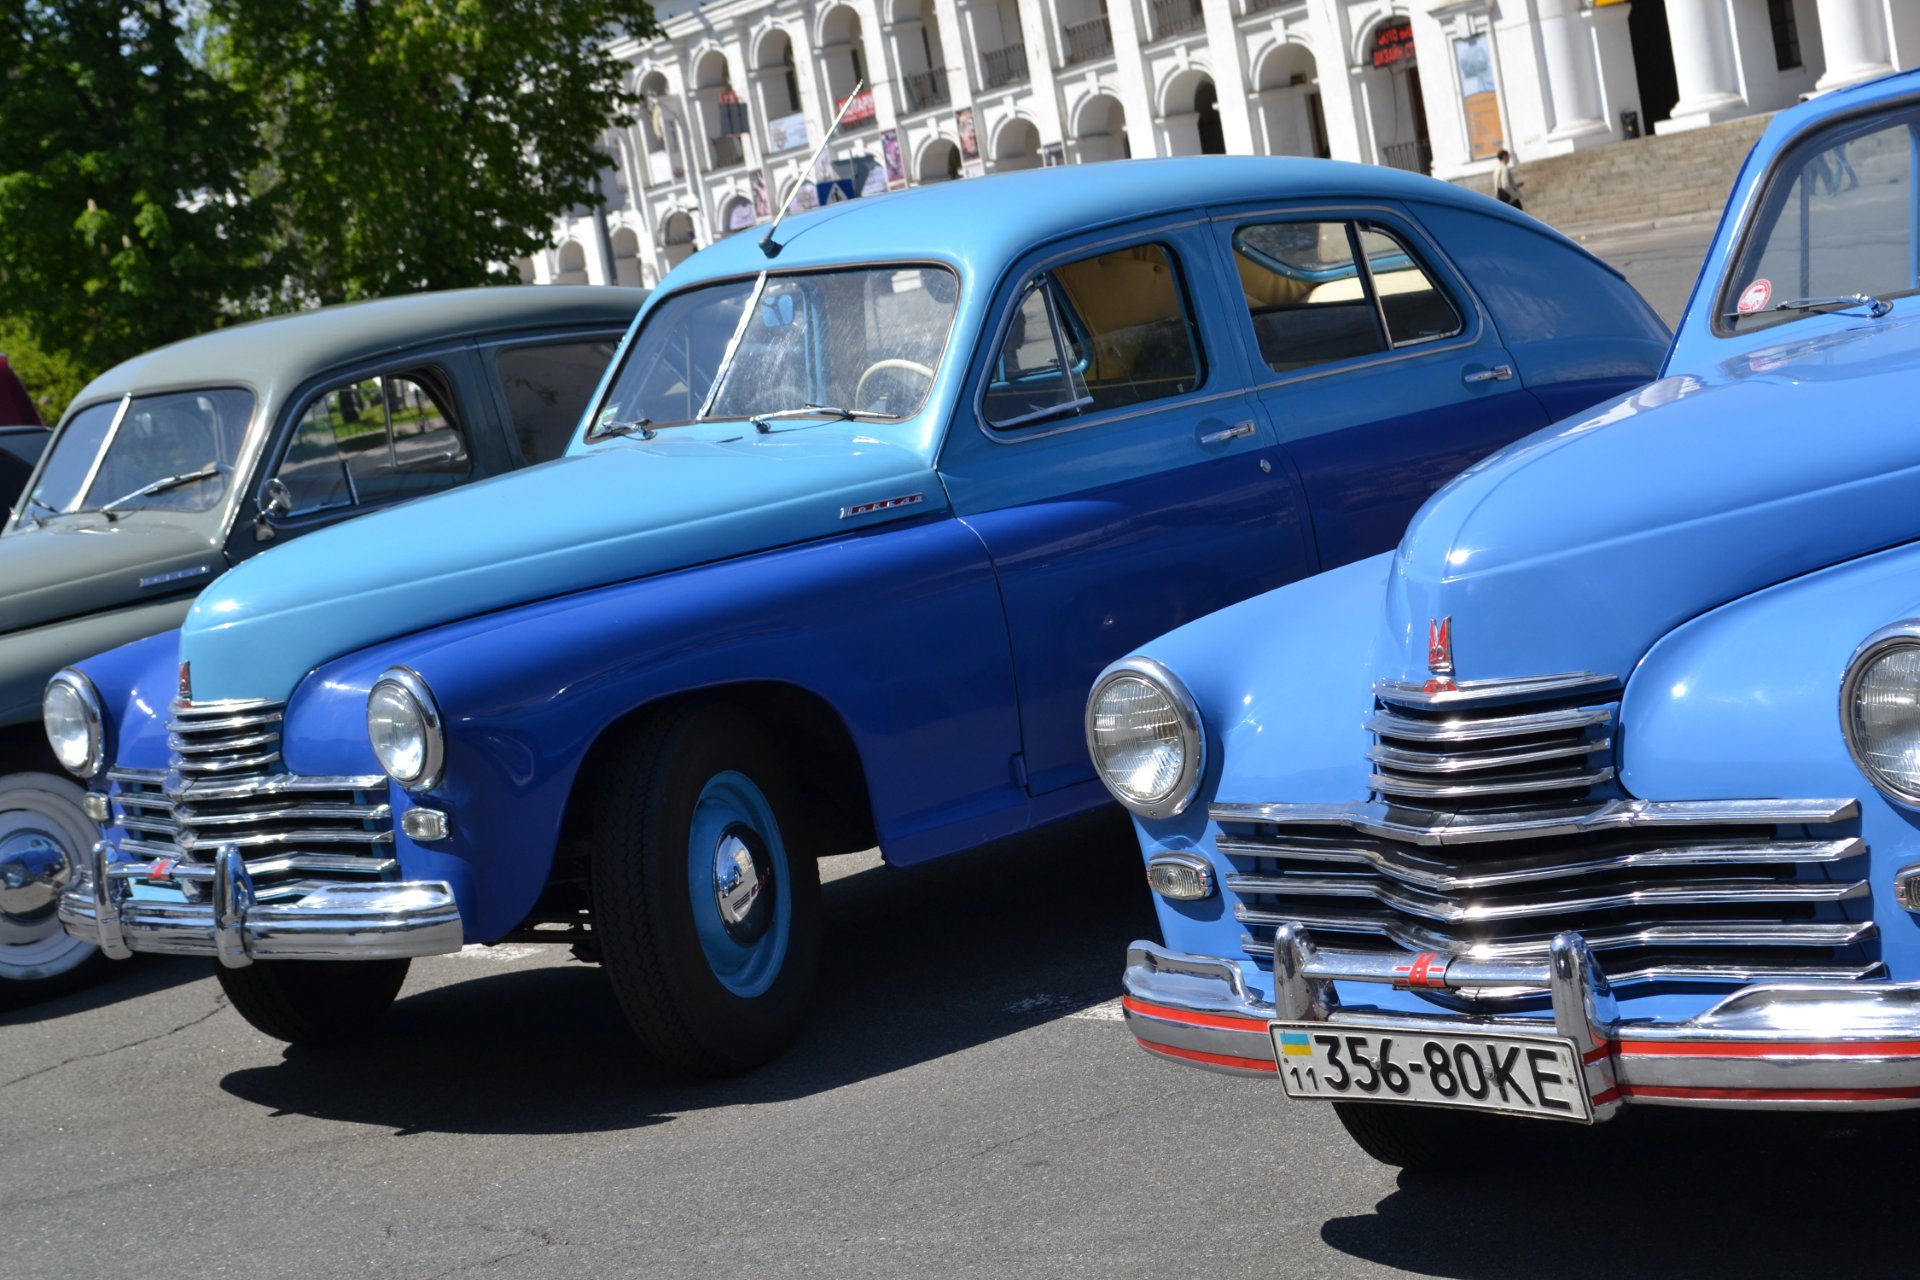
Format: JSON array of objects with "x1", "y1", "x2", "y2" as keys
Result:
[
  {"x1": 1453, "y1": 34, "x2": 1504, "y2": 160},
  {"x1": 1041, "y1": 142, "x2": 1065, "y2": 167},
  {"x1": 881, "y1": 129, "x2": 906, "y2": 189},
  {"x1": 725, "y1": 198, "x2": 758, "y2": 232},
  {"x1": 954, "y1": 107, "x2": 979, "y2": 161},
  {"x1": 767, "y1": 111, "x2": 810, "y2": 153},
  {"x1": 751, "y1": 170, "x2": 770, "y2": 219},
  {"x1": 1371, "y1": 20, "x2": 1415, "y2": 70}
]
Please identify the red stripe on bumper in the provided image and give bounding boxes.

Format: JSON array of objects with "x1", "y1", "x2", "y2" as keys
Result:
[
  {"x1": 1138, "y1": 1039, "x2": 1278, "y2": 1074},
  {"x1": 1122, "y1": 995, "x2": 1268, "y2": 1033},
  {"x1": 1616, "y1": 1038, "x2": 1920, "y2": 1059}
]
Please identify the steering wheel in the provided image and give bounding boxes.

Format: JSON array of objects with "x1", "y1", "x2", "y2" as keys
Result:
[{"x1": 854, "y1": 358, "x2": 935, "y2": 411}]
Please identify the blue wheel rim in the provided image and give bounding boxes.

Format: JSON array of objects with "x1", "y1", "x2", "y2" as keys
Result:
[{"x1": 686, "y1": 770, "x2": 792, "y2": 998}]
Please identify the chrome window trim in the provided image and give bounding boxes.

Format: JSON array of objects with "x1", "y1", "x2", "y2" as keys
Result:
[
  {"x1": 367, "y1": 665, "x2": 447, "y2": 793},
  {"x1": 1085, "y1": 655, "x2": 1207, "y2": 820},
  {"x1": 45, "y1": 667, "x2": 106, "y2": 778},
  {"x1": 68, "y1": 394, "x2": 131, "y2": 515},
  {"x1": 1839, "y1": 618, "x2": 1920, "y2": 807}
]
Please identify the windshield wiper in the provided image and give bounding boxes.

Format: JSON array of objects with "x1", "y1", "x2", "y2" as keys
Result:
[
  {"x1": 91, "y1": 462, "x2": 221, "y2": 519},
  {"x1": 1731, "y1": 292, "x2": 1893, "y2": 321},
  {"x1": 589, "y1": 416, "x2": 655, "y2": 442},
  {"x1": 749, "y1": 403, "x2": 893, "y2": 434},
  {"x1": 16, "y1": 494, "x2": 58, "y2": 528}
]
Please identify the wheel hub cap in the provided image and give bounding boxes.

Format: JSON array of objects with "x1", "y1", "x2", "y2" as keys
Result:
[
  {"x1": 0, "y1": 827, "x2": 72, "y2": 924},
  {"x1": 711, "y1": 823, "x2": 776, "y2": 945}
]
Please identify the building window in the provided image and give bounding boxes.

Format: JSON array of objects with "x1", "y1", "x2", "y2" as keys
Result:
[{"x1": 1768, "y1": 0, "x2": 1802, "y2": 71}]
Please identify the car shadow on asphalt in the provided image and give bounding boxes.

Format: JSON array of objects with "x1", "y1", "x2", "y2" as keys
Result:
[
  {"x1": 0, "y1": 954, "x2": 209, "y2": 1026},
  {"x1": 216, "y1": 810, "x2": 1156, "y2": 1136},
  {"x1": 1321, "y1": 1106, "x2": 1920, "y2": 1276}
]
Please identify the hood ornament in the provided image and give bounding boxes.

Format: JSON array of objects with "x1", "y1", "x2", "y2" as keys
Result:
[
  {"x1": 1424, "y1": 617, "x2": 1456, "y2": 694},
  {"x1": 178, "y1": 661, "x2": 192, "y2": 705}
]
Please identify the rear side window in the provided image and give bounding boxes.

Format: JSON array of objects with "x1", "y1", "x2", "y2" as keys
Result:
[
  {"x1": 274, "y1": 370, "x2": 470, "y2": 516},
  {"x1": 1233, "y1": 220, "x2": 1460, "y2": 374},
  {"x1": 494, "y1": 339, "x2": 618, "y2": 463},
  {"x1": 985, "y1": 242, "x2": 1204, "y2": 429}
]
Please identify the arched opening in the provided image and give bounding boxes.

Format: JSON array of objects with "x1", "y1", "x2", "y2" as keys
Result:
[
  {"x1": 1074, "y1": 93, "x2": 1128, "y2": 163},
  {"x1": 609, "y1": 228, "x2": 643, "y2": 286},
  {"x1": 719, "y1": 196, "x2": 757, "y2": 236},
  {"x1": 993, "y1": 119, "x2": 1043, "y2": 171},
  {"x1": 817, "y1": 6, "x2": 870, "y2": 120},
  {"x1": 555, "y1": 241, "x2": 589, "y2": 286},
  {"x1": 756, "y1": 28, "x2": 805, "y2": 152},
  {"x1": 693, "y1": 50, "x2": 745, "y2": 170},
  {"x1": 1627, "y1": 0, "x2": 1679, "y2": 135},
  {"x1": 919, "y1": 138, "x2": 962, "y2": 182},
  {"x1": 891, "y1": 0, "x2": 950, "y2": 114},
  {"x1": 638, "y1": 70, "x2": 689, "y2": 182},
  {"x1": 660, "y1": 212, "x2": 698, "y2": 270},
  {"x1": 511, "y1": 257, "x2": 536, "y2": 285},
  {"x1": 1254, "y1": 43, "x2": 1328, "y2": 158},
  {"x1": 1161, "y1": 70, "x2": 1222, "y2": 156},
  {"x1": 1356, "y1": 17, "x2": 1430, "y2": 173}
]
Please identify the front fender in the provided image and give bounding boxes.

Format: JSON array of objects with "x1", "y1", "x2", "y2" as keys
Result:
[
  {"x1": 1621, "y1": 540, "x2": 1920, "y2": 978},
  {"x1": 284, "y1": 517, "x2": 1024, "y2": 941}
]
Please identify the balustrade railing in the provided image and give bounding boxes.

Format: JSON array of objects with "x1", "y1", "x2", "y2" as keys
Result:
[
  {"x1": 709, "y1": 134, "x2": 744, "y2": 169},
  {"x1": 1061, "y1": 16, "x2": 1113, "y2": 65},
  {"x1": 1150, "y1": 0, "x2": 1205, "y2": 40},
  {"x1": 905, "y1": 66, "x2": 950, "y2": 112},
  {"x1": 982, "y1": 43, "x2": 1030, "y2": 89},
  {"x1": 1381, "y1": 139, "x2": 1433, "y2": 175}
]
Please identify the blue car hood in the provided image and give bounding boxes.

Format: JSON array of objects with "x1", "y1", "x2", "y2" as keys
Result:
[
  {"x1": 1382, "y1": 316, "x2": 1920, "y2": 686},
  {"x1": 182, "y1": 429, "x2": 940, "y2": 701}
]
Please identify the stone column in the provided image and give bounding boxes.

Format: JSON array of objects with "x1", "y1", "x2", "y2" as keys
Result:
[
  {"x1": 1537, "y1": 0, "x2": 1609, "y2": 146},
  {"x1": 1813, "y1": 0, "x2": 1894, "y2": 93},
  {"x1": 1199, "y1": 0, "x2": 1257, "y2": 153},
  {"x1": 1660, "y1": 0, "x2": 1746, "y2": 132},
  {"x1": 1103, "y1": 0, "x2": 1160, "y2": 158}
]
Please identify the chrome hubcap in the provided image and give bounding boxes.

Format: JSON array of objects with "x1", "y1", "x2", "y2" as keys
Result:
[
  {"x1": 711, "y1": 823, "x2": 776, "y2": 945},
  {"x1": 0, "y1": 828, "x2": 71, "y2": 924}
]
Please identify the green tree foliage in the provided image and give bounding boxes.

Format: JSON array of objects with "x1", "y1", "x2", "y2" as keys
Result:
[
  {"x1": 0, "y1": 0, "x2": 275, "y2": 377},
  {"x1": 215, "y1": 0, "x2": 658, "y2": 304},
  {"x1": 0, "y1": 320, "x2": 90, "y2": 424}
]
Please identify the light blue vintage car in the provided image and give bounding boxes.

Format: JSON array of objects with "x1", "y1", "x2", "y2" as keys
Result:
[
  {"x1": 47, "y1": 158, "x2": 1665, "y2": 1074},
  {"x1": 1100, "y1": 70, "x2": 1920, "y2": 1168}
]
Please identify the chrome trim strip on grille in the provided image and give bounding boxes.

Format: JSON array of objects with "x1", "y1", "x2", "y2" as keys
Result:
[
  {"x1": 175, "y1": 802, "x2": 392, "y2": 826},
  {"x1": 1368, "y1": 765, "x2": 1617, "y2": 799},
  {"x1": 169, "y1": 730, "x2": 283, "y2": 755},
  {"x1": 173, "y1": 828, "x2": 393, "y2": 852},
  {"x1": 1209, "y1": 798, "x2": 1862, "y2": 847},
  {"x1": 1216, "y1": 835, "x2": 1866, "y2": 892},
  {"x1": 171, "y1": 697, "x2": 281, "y2": 718},
  {"x1": 1233, "y1": 873, "x2": 1868, "y2": 925},
  {"x1": 1237, "y1": 932, "x2": 1886, "y2": 984},
  {"x1": 172, "y1": 773, "x2": 390, "y2": 800},
  {"x1": 1374, "y1": 671, "x2": 1616, "y2": 708},
  {"x1": 1365, "y1": 706, "x2": 1612, "y2": 743},
  {"x1": 1241, "y1": 917, "x2": 1876, "y2": 955}
]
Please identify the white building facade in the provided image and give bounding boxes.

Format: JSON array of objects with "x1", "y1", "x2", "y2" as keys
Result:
[{"x1": 527, "y1": 0, "x2": 1920, "y2": 288}]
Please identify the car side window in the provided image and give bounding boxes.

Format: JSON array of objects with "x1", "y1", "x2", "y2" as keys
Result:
[
  {"x1": 274, "y1": 370, "x2": 471, "y2": 517},
  {"x1": 493, "y1": 339, "x2": 618, "y2": 463},
  {"x1": 985, "y1": 242, "x2": 1203, "y2": 429},
  {"x1": 1233, "y1": 220, "x2": 1459, "y2": 374}
]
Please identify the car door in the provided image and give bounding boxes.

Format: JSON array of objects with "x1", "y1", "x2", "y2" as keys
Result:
[
  {"x1": 229, "y1": 346, "x2": 497, "y2": 559},
  {"x1": 939, "y1": 221, "x2": 1314, "y2": 799},
  {"x1": 1209, "y1": 203, "x2": 1550, "y2": 569}
]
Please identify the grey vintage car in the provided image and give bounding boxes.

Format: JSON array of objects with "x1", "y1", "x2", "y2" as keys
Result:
[{"x1": 1, "y1": 286, "x2": 646, "y2": 1005}]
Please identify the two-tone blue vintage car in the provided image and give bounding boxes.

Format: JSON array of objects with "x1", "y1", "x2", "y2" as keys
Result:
[
  {"x1": 1101, "y1": 70, "x2": 1920, "y2": 1168},
  {"x1": 48, "y1": 158, "x2": 1664, "y2": 1073}
]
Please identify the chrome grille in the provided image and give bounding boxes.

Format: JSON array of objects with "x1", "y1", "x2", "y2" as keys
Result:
[
  {"x1": 107, "y1": 698, "x2": 393, "y2": 903},
  {"x1": 1215, "y1": 672, "x2": 1880, "y2": 994}
]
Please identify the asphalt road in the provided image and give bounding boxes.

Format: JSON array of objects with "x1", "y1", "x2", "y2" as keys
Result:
[
  {"x1": 3, "y1": 225, "x2": 1815, "y2": 1280},
  {"x1": 1572, "y1": 219, "x2": 1718, "y2": 329}
]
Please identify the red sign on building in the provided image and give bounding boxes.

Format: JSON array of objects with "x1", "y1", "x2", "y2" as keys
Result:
[
  {"x1": 1371, "y1": 21, "x2": 1416, "y2": 70},
  {"x1": 835, "y1": 88, "x2": 877, "y2": 125}
]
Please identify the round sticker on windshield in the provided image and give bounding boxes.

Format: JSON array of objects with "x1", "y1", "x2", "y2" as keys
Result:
[{"x1": 1737, "y1": 279, "x2": 1773, "y2": 314}]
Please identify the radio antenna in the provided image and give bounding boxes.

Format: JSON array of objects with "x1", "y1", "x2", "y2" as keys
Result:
[{"x1": 760, "y1": 79, "x2": 866, "y2": 259}]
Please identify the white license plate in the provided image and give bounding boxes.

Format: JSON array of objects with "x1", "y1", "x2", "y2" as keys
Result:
[{"x1": 1269, "y1": 1022, "x2": 1593, "y2": 1123}]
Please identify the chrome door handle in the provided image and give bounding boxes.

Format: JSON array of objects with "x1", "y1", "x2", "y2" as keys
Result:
[
  {"x1": 1201, "y1": 421, "x2": 1257, "y2": 444},
  {"x1": 1463, "y1": 364, "x2": 1514, "y2": 384}
]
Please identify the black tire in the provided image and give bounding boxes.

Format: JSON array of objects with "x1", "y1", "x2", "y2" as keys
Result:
[
  {"x1": 215, "y1": 958, "x2": 410, "y2": 1044},
  {"x1": 590, "y1": 703, "x2": 822, "y2": 1076},
  {"x1": 1333, "y1": 1101, "x2": 1523, "y2": 1172}
]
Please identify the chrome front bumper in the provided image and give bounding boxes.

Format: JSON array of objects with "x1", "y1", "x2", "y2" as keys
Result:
[
  {"x1": 59, "y1": 842, "x2": 464, "y2": 967},
  {"x1": 1124, "y1": 926, "x2": 1920, "y2": 1118}
]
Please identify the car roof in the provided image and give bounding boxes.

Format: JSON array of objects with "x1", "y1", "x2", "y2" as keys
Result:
[
  {"x1": 72, "y1": 286, "x2": 649, "y2": 411},
  {"x1": 674, "y1": 155, "x2": 1539, "y2": 285}
]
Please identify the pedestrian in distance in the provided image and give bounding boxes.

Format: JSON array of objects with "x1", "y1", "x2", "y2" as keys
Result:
[{"x1": 1494, "y1": 148, "x2": 1524, "y2": 211}]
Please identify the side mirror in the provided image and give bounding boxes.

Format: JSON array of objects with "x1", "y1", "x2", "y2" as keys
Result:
[{"x1": 262, "y1": 478, "x2": 292, "y2": 520}]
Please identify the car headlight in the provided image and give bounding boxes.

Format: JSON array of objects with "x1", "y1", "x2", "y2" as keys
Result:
[
  {"x1": 43, "y1": 669, "x2": 105, "y2": 778},
  {"x1": 366, "y1": 667, "x2": 445, "y2": 791},
  {"x1": 1085, "y1": 657, "x2": 1205, "y2": 819},
  {"x1": 1843, "y1": 624, "x2": 1920, "y2": 804}
]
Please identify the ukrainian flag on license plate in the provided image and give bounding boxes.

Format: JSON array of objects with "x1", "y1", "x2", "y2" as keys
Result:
[{"x1": 1279, "y1": 1032, "x2": 1313, "y2": 1057}]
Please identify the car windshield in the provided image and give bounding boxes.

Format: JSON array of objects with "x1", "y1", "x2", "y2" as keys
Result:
[
  {"x1": 589, "y1": 264, "x2": 959, "y2": 433},
  {"x1": 1721, "y1": 108, "x2": 1920, "y2": 333},
  {"x1": 21, "y1": 389, "x2": 254, "y2": 522}
]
